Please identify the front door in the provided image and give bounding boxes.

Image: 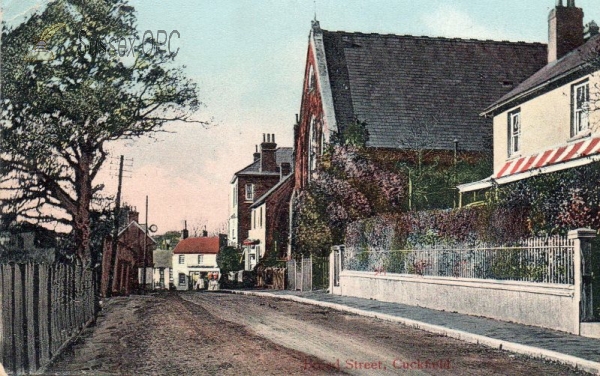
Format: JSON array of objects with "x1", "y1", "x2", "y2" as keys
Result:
[{"x1": 189, "y1": 271, "x2": 200, "y2": 290}]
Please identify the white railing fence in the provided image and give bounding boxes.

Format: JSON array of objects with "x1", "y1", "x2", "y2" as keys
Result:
[{"x1": 344, "y1": 236, "x2": 576, "y2": 284}]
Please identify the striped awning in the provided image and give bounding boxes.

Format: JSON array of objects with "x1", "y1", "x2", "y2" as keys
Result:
[
  {"x1": 458, "y1": 136, "x2": 600, "y2": 193},
  {"x1": 495, "y1": 137, "x2": 600, "y2": 179}
]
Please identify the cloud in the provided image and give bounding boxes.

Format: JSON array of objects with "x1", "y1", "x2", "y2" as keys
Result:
[{"x1": 422, "y1": 4, "x2": 504, "y2": 40}]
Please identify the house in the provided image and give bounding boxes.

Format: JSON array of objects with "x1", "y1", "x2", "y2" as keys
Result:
[
  {"x1": 100, "y1": 208, "x2": 156, "y2": 297},
  {"x1": 293, "y1": 20, "x2": 550, "y2": 193},
  {"x1": 246, "y1": 174, "x2": 293, "y2": 270},
  {"x1": 0, "y1": 222, "x2": 58, "y2": 263},
  {"x1": 458, "y1": 0, "x2": 600, "y2": 198},
  {"x1": 171, "y1": 233, "x2": 226, "y2": 290},
  {"x1": 228, "y1": 134, "x2": 292, "y2": 248},
  {"x1": 152, "y1": 248, "x2": 173, "y2": 290}
]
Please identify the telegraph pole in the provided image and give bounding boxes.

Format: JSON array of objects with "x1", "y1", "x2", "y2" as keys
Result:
[
  {"x1": 143, "y1": 195, "x2": 148, "y2": 293},
  {"x1": 107, "y1": 155, "x2": 124, "y2": 297}
]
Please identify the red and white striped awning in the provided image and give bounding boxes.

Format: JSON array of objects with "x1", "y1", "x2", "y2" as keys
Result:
[
  {"x1": 494, "y1": 137, "x2": 600, "y2": 179},
  {"x1": 458, "y1": 136, "x2": 600, "y2": 193}
]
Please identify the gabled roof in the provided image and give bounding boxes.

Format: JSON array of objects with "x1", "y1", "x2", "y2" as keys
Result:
[
  {"x1": 318, "y1": 29, "x2": 547, "y2": 151},
  {"x1": 484, "y1": 34, "x2": 600, "y2": 115},
  {"x1": 173, "y1": 237, "x2": 221, "y2": 254},
  {"x1": 117, "y1": 221, "x2": 157, "y2": 243},
  {"x1": 231, "y1": 147, "x2": 293, "y2": 182},
  {"x1": 458, "y1": 136, "x2": 600, "y2": 193},
  {"x1": 250, "y1": 174, "x2": 293, "y2": 209}
]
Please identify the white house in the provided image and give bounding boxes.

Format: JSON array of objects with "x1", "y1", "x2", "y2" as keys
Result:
[
  {"x1": 152, "y1": 248, "x2": 173, "y2": 290},
  {"x1": 171, "y1": 235, "x2": 225, "y2": 291},
  {"x1": 459, "y1": 1, "x2": 600, "y2": 198}
]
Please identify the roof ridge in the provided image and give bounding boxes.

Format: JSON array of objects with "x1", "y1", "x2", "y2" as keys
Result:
[{"x1": 322, "y1": 29, "x2": 546, "y2": 46}]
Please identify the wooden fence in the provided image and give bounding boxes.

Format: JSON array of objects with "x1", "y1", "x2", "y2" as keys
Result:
[{"x1": 1, "y1": 262, "x2": 97, "y2": 374}]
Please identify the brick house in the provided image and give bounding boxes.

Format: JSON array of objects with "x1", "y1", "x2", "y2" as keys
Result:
[
  {"x1": 247, "y1": 174, "x2": 293, "y2": 269},
  {"x1": 100, "y1": 209, "x2": 156, "y2": 297},
  {"x1": 459, "y1": 1, "x2": 600, "y2": 198},
  {"x1": 228, "y1": 134, "x2": 292, "y2": 248}
]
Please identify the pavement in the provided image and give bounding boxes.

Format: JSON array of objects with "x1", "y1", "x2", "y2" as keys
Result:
[{"x1": 223, "y1": 289, "x2": 600, "y2": 375}]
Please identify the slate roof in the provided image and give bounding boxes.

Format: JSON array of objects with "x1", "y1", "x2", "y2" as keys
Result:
[
  {"x1": 484, "y1": 34, "x2": 600, "y2": 115},
  {"x1": 172, "y1": 237, "x2": 220, "y2": 254},
  {"x1": 250, "y1": 174, "x2": 293, "y2": 209},
  {"x1": 320, "y1": 30, "x2": 548, "y2": 151},
  {"x1": 234, "y1": 147, "x2": 293, "y2": 175}
]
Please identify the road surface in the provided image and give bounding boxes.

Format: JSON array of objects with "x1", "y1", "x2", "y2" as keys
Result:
[{"x1": 46, "y1": 292, "x2": 590, "y2": 375}]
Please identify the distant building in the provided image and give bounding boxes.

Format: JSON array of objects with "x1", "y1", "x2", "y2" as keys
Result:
[
  {"x1": 152, "y1": 248, "x2": 173, "y2": 290},
  {"x1": 228, "y1": 134, "x2": 292, "y2": 248},
  {"x1": 100, "y1": 209, "x2": 156, "y2": 297},
  {"x1": 247, "y1": 174, "x2": 293, "y2": 270},
  {"x1": 171, "y1": 233, "x2": 226, "y2": 291}
]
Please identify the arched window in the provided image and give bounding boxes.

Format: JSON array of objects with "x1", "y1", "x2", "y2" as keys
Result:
[{"x1": 308, "y1": 117, "x2": 317, "y2": 176}]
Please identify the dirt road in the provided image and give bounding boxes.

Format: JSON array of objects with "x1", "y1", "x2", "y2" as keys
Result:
[{"x1": 46, "y1": 292, "x2": 589, "y2": 375}]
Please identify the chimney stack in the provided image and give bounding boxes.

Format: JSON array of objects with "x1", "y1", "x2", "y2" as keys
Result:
[
  {"x1": 548, "y1": 0, "x2": 584, "y2": 63},
  {"x1": 260, "y1": 133, "x2": 278, "y2": 172},
  {"x1": 280, "y1": 162, "x2": 291, "y2": 179},
  {"x1": 253, "y1": 145, "x2": 260, "y2": 162},
  {"x1": 584, "y1": 21, "x2": 599, "y2": 41},
  {"x1": 182, "y1": 220, "x2": 189, "y2": 240}
]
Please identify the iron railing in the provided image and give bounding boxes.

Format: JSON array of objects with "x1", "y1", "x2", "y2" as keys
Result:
[{"x1": 344, "y1": 236, "x2": 575, "y2": 284}]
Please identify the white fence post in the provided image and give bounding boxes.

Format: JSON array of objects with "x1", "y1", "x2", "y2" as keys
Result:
[{"x1": 568, "y1": 228, "x2": 596, "y2": 335}]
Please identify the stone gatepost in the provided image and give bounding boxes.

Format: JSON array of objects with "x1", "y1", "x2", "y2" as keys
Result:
[{"x1": 568, "y1": 228, "x2": 597, "y2": 334}]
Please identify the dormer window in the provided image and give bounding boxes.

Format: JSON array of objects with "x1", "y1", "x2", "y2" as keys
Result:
[
  {"x1": 507, "y1": 108, "x2": 521, "y2": 157},
  {"x1": 572, "y1": 80, "x2": 589, "y2": 137}
]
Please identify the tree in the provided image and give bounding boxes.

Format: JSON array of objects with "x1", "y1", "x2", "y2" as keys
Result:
[
  {"x1": 216, "y1": 246, "x2": 243, "y2": 274},
  {"x1": 1, "y1": 0, "x2": 201, "y2": 263}
]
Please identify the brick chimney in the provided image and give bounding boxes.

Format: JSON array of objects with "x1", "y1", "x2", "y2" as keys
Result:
[
  {"x1": 584, "y1": 21, "x2": 599, "y2": 41},
  {"x1": 182, "y1": 220, "x2": 189, "y2": 240},
  {"x1": 128, "y1": 209, "x2": 139, "y2": 224},
  {"x1": 260, "y1": 133, "x2": 278, "y2": 173},
  {"x1": 253, "y1": 145, "x2": 260, "y2": 162},
  {"x1": 280, "y1": 162, "x2": 291, "y2": 179},
  {"x1": 548, "y1": 0, "x2": 584, "y2": 63}
]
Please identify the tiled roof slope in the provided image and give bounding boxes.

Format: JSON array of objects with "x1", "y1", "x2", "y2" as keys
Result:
[
  {"x1": 173, "y1": 237, "x2": 220, "y2": 254},
  {"x1": 236, "y1": 147, "x2": 293, "y2": 175},
  {"x1": 485, "y1": 34, "x2": 600, "y2": 114},
  {"x1": 321, "y1": 31, "x2": 548, "y2": 151}
]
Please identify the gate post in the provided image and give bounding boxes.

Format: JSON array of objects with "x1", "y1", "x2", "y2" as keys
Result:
[{"x1": 568, "y1": 228, "x2": 597, "y2": 335}]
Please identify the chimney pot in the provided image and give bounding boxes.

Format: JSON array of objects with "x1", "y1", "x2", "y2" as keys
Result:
[
  {"x1": 272, "y1": 134, "x2": 275, "y2": 143},
  {"x1": 263, "y1": 133, "x2": 266, "y2": 142},
  {"x1": 584, "y1": 21, "x2": 599, "y2": 40}
]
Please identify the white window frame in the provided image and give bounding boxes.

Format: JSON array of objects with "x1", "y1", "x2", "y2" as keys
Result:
[
  {"x1": 198, "y1": 254, "x2": 203, "y2": 265},
  {"x1": 572, "y1": 80, "x2": 590, "y2": 137},
  {"x1": 245, "y1": 184, "x2": 254, "y2": 202},
  {"x1": 259, "y1": 207, "x2": 263, "y2": 228},
  {"x1": 178, "y1": 255, "x2": 185, "y2": 264},
  {"x1": 178, "y1": 273, "x2": 186, "y2": 285},
  {"x1": 508, "y1": 109, "x2": 521, "y2": 157}
]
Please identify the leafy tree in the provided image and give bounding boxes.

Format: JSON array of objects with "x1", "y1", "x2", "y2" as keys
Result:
[
  {"x1": 217, "y1": 246, "x2": 243, "y2": 273},
  {"x1": 1, "y1": 0, "x2": 201, "y2": 263}
]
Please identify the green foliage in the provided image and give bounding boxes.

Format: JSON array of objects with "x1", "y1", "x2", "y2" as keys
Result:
[
  {"x1": 334, "y1": 118, "x2": 369, "y2": 148},
  {"x1": 216, "y1": 246, "x2": 243, "y2": 273},
  {"x1": 495, "y1": 162, "x2": 600, "y2": 235},
  {"x1": 1, "y1": 0, "x2": 201, "y2": 262}
]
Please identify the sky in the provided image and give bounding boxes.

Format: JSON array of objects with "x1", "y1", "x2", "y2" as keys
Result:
[{"x1": 3, "y1": 0, "x2": 600, "y2": 235}]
